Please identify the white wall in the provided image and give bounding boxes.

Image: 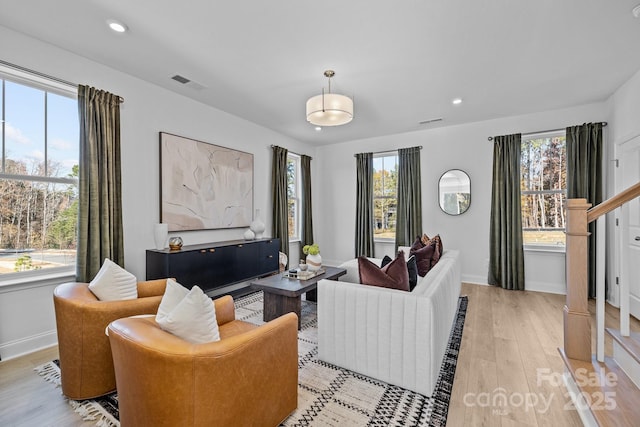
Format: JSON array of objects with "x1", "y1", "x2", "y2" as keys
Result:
[
  {"x1": 606, "y1": 67, "x2": 640, "y2": 306},
  {"x1": 315, "y1": 102, "x2": 606, "y2": 292},
  {"x1": 0, "y1": 25, "x2": 314, "y2": 360}
]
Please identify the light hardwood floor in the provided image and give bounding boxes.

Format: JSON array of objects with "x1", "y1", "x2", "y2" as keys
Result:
[{"x1": 0, "y1": 283, "x2": 638, "y2": 426}]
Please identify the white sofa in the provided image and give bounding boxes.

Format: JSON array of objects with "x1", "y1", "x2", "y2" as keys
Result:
[{"x1": 317, "y1": 248, "x2": 461, "y2": 396}]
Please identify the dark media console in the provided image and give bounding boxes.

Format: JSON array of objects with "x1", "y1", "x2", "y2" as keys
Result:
[{"x1": 146, "y1": 238, "x2": 280, "y2": 294}]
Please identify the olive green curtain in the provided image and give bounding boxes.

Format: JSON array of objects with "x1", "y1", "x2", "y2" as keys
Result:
[
  {"x1": 488, "y1": 133, "x2": 525, "y2": 290},
  {"x1": 566, "y1": 122, "x2": 603, "y2": 298},
  {"x1": 301, "y1": 155, "x2": 314, "y2": 249},
  {"x1": 395, "y1": 147, "x2": 423, "y2": 249},
  {"x1": 355, "y1": 152, "x2": 374, "y2": 257},
  {"x1": 76, "y1": 85, "x2": 124, "y2": 282},
  {"x1": 271, "y1": 145, "x2": 289, "y2": 263}
]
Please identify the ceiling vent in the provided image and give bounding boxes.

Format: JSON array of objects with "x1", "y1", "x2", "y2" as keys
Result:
[
  {"x1": 419, "y1": 117, "x2": 443, "y2": 125},
  {"x1": 171, "y1": 74, "x2": 190, "y2": 84},
  {"x1": 170, "y1": 74, "x2": 206, "y2": 91}
]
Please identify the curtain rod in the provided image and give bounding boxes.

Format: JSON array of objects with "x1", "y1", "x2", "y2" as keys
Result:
[
  {"x1": 353, "y1": 146, "x2": 423, "y2": 157},
  {"x1": 487, "y1": 122, "x2": 607, "y2": 141},
  {"x1": 269, "y1": 145, "x2": 312, "y2": 160},
  {"x1": 0, "y1": 59, "x2": 125, "y2": 103}
]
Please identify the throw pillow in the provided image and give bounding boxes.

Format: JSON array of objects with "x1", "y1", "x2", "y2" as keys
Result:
[
  {"x1": 424, "y1": 234, "x2": 443, "y2": 267},
  {"x1": 88, "y1": 258, "x2": 137, "y2": 301},
  {"x1": 156, "y1": 278, "x2": 190, "y2": 323},
  {"x1": 359, "y1": 251, "x2": 410, "y2": 291},
  {"x1": 419, "y1": 233, "x2": 444, "y2": 268},
  {"x1": 381, "y1": 254, "x2": 418, "y2": 291},
  {"x1": 156, "y1": 282, "x2": 220, "y2": 344},
  {"x1": 410, "y1": 243, "x2": 436, "y2": 277},
  {"x1": 411, "y1": 235, "x2": 424, "y2": 251}
]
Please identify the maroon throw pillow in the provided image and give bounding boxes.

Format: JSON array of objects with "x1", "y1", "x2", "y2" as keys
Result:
[
  {"x1": 411, "y1": 235, "x2": 424, "y2": 252},
  {"x1": 358, "y1": 252, "x2": 410, "y2": 292},
  {"x1": 410, "y1": 243, "x2": 435, "y2": 277}
]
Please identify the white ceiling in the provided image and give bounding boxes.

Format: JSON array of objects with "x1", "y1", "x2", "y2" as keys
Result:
[{"x1": 1, "y1": 0, "x2": 639, "y2": 146}]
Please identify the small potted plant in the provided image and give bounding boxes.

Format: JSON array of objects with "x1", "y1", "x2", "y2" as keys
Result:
[{"x1": 302, "y1": 243, "x2": 321, "y2": 272}]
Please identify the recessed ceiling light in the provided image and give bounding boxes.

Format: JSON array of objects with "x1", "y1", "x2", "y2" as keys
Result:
[
  {"x1": 452, "y1": 98, "x2": 463, "y2": 105},
  {"x1": 107, "y1": 19, "x2": 128, "y2": 33},
  {"x1": 315, "y1": 127, "x2": 322, "y2": 132},
  {"x1": 633, "y1": 4, "x2": 640, "y2": 18}
]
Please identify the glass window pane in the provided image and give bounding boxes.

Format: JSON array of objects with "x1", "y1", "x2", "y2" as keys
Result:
[
  {"x1": 47, "y1": 92, "x2": 79, "y2": 178},
  {"x1": 521, "y1": 192, "x2": 566, "y2": 246},
  {"x1": 4, "y1": 81, "x2": 45, "y2": 176},
  {"x1": 373, "y1": 154, "x2": 398, "y2": 239},
  {"x1": 521, "y1": 133, "x2": 566, "y2": 246},
  {"x1": 0, "y1": 179, "x2": 77, "y2": 275},
  {"x1": 373, "y1": 198, "x2": 396, "y2": 239}
]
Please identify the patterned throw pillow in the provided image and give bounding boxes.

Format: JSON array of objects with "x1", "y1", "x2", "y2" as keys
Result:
[
  {"x1": 358, "y1": 251, "x2": 410, "y2": 291},
  {"x1": 381, "y1": 254, "x2": 418, "y2": 291},
  {"x1": 88, "y1": 258, "x2": 138, "y2": 301}
]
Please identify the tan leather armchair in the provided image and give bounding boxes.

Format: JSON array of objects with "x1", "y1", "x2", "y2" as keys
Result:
[
  {"x1": 107, "y1": 295, "x2": 298, "y2": 427},
  {"x1": 53, "y1": 279, "x2": 168, "y2": 400}
]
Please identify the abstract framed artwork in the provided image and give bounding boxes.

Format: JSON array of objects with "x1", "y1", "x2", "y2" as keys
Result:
[{"x1": 159, "y1": 132, "x2": 253, "y2": 231}]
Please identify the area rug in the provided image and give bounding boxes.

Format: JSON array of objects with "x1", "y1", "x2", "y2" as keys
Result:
[{"x1": 36, "y1": 292, "x2": 468, "y2": 427}]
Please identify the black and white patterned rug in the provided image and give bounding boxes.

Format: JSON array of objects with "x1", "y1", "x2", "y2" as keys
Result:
[{"x1": 37, "y1": 292, "x2": 468, "y2": 427}]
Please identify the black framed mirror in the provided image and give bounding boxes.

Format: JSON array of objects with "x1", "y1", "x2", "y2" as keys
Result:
[{"x1": 438, "y1": 169, "x2": 471, "y2": 215}]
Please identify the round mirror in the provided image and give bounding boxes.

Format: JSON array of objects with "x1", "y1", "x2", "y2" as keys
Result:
[{"x1": 439, "y1": 169, "x2": 471, "y2": 215}]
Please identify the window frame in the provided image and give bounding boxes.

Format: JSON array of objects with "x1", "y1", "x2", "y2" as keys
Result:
[
  {"x1": 286, "y1": 153, "x2": 301, "y2": 242},
  {"x1": 373, "y1": 151, "x2": 398, "y2": 242},
  {"x1": 520, "y1": 130, "x2": 567, "y2": 252},
  {"x1": 0, "y1": 67, "x2": 79, "y2": 283}
]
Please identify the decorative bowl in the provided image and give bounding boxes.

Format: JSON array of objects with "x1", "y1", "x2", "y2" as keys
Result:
[
  {"x1": 299, "y1": 263, "x2": 308, "y2": 271},
  {"x1": 168, "y1": 236, "x2": 183, "y2": 251}
]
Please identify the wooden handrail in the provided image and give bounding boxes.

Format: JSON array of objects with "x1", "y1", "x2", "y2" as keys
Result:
[{"x1": 587, "y1": 181, "x2": 640, "y2": 223}]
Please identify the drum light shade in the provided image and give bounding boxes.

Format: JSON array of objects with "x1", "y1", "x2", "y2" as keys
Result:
[
  {"x1": 306, "y1": 70, "x2": 354, "y2": 127},
  {"x1": 306, "y1": 93, "x2": 354, "y2": 126}
]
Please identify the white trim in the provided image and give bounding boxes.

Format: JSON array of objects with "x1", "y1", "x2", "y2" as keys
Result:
[
  {"x1": 0, "y1": 330, "x2": 57, "y2": 361},
  {"x1": 0, "y1": 269, "x2": 76, "y2": 292},
  {"x1": 524, "y1": 245, "x2": 566, "y2": 253},
  {"x1": 0, "y1": 64, "x2": 77, "y2": 98},
  {"x1": 525, "y1": 279, "x2": 566, "y2": 295},
  {"x1": 562, "y1": 370, "x2": 598, "y2": 427}
]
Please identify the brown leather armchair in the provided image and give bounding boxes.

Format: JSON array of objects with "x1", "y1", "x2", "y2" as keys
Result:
[
  {"x1": 53, "y1": 279, "x2": 168, "y2": 400},
  {"x1": 107, "y1": 295, "x2": 298, "y2": 427}
]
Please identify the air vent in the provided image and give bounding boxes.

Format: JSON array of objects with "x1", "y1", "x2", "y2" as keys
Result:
[
  {"x1": 170, "y1": 74, "x2": 206, "y2": 91},
  {"x1": 171, "y1": 74, "x2": 191, "y2": 84},
  {"x1": 419, "y1": 118, "x2": 443, "y2": 125}
]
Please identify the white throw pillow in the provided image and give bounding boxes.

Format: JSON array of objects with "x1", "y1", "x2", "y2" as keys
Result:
[
  {"x1": 156, "y1": 283, "x2": 220, "y2": 344},
  {"x1": 156, "y1": 278, "x2": 189, "y2": 323},
  {"x1": 88, "y1": 258, "x2": 138, "y2": 301}
]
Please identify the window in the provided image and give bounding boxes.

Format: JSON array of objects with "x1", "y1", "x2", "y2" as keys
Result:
[
  {"x1": 287, "y1": 153, "x2": 300, "y2": 241},
  {"x1": 0, "y1": 74, "x2": 79, "y2": 277},
  {"x1": 373, "y1": 153, "x2": 398, "y2": 240},
  {"x1": 520, "y1": 131, "x2": 566, "y2": 248}
]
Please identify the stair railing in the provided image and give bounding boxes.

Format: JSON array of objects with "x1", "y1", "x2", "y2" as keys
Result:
[{"x1": 564, "y1": 181, "x2": 640, "y2": 362}]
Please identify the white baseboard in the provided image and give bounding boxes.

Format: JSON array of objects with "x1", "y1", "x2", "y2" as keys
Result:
[
  {"x1": 0, "y1": 330, "x2": 57, "y2": 361},
  {"x1": 562, "y1": 370, "x2": 598, "y2": 427},
  {"x1": 525, "y1": 280, "x2": 566, "y2": 295},
  {"x1": 461, "y1": 275, "x2": 566, "y2": 295},
  {"x1": 461, "y1": 274, "x2": 488, "y2": 285}
]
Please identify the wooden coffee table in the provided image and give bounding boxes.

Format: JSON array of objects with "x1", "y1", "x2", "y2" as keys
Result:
[{"x1": 250, "y1": 266, "x2": 347, "y2": 329}]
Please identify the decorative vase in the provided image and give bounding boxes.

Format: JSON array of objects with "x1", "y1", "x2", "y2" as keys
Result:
[
  {"x1": 168, "y1": 236, "x2": 183, "y2": 251},
  {"x1": 154, "y1": 223, "x2": 168, "y2": 250},
  {"x1": 250, "y1": 209, "x2": 265, "y2": 239},
  {"x1": 243, "y1": 228, "x2": 255, "y2": 240},
  {"x1": 306, "y1": 254, "x2": 322, "y2": 272}
]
